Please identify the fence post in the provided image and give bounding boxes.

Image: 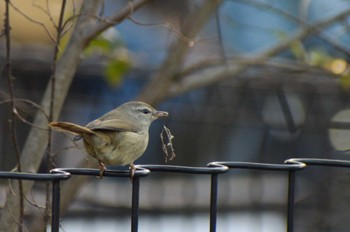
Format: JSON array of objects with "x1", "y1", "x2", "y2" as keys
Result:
[
  {"x1": 51, "y1": 179, "x2": 61, "y2": 232},
  {"x1": 210, "y1": 173, "x2": 218, "y2": 232},
  {"x1": 287, "y1": 170, "x2": 296, "y2": 232},
  {"x1": 131, "y1": 176, "x2": 140, "y2": 232}
]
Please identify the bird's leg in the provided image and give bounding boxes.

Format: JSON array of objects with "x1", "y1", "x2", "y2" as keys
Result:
[
  {"x1": 129, "y1": 163, "x2": 136, "y2": 179},
  {"x1": 98, "y1": 161, "x2": 106, "y2": 178}
]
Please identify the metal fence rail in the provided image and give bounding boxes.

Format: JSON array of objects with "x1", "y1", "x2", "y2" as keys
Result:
[
  {"x1": 0, "y1": 170, "x2": 71, "y2": 232},
  {"x1": 2, "y1": 158, "x2": 350, "y2": 232}
]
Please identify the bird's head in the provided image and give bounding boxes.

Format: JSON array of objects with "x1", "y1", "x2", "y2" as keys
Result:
[{"x1": 118, "y1": 101, "x2": 168, "y2": 129}]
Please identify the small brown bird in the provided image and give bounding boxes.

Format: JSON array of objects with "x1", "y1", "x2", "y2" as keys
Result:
[{"x1": 49, "y1": 101, "x2": 168, "y2": 177}]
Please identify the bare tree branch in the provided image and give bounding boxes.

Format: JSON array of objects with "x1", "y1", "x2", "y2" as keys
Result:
[
  {"x1": 234, "y1": 0, "x2": 350, "y2": 55},
  {"x1": 81, "y1": 0, "x2": 151, "y2": 42},
  {"x1": 0, "y1": 2, "x2": 100, "y2": 231},
  {"x1": 137, "y1": 0, "x2": 223, "y2": 105},
  {"x1": 146, "y1": 7, "x2": 350, "y2": 102},
  {"x1": 3, "y1": 0, "x2": 24, "y2": 230},
  {"x1": 0, "y1": 1, "x2": 152, "y2": 230},
  {"x1": 42, "y1": 1, "x2": 68, "y2": 230}
]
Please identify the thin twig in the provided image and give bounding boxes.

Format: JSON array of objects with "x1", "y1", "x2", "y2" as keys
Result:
[
  {"x1": 215, "y1": 7, "x2": 227, "y2": 61},
  {"x1": 4, "y1": 0, "x2": 24, "y2": 231},
  {"x1": 4, "y1": 200, "x2": 29, "y2": 232},
  {"x1": 14, "y1": 109, "x2": 48, "y2": 130},
  {"x1": 8, "y1": 1, "x2": 57, "y2": 44},
  {"x1": 27, "y1": 191, "x2": 46, "y2": 210},
  {"x1": 127, "y1": 15, "x2": 195, "y2": 46},
  {"x1": 32, "y1": 0, "x2": 58, "y2": 29},
  {"x1": 45, "y1": 0, "x2": 67, "y2": 230},
  {"x1": 0, "y1": 98, "x2": 50, "y2": 129},
  {"x1": 233, "y1": 0, "x2": 350, "y2": 56},
  {"x1": 88, "y1": 0, "x2": 151, "y2": 39}
]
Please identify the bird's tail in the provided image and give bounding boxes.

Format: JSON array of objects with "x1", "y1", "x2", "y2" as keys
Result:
[{"x1": 49, "y1": 122, "x2": 95, "y2": 136}]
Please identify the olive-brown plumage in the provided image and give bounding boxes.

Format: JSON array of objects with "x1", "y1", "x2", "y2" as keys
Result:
[{"x1": 49, "y1": 101, "x2": 168, "y2": 176}]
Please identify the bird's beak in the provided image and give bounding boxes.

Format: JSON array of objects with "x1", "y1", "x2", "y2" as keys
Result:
[{"x1": 154, "y1": 111, "x2": 169, "y2": 118}]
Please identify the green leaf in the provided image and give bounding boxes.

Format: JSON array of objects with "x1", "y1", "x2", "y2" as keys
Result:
[
  {"x1": 85, "y1": 37, "x2": 112, "y2": 56},
  {"x1": 290, "y1": 40, "x2": 306, "y2": 61},
  {"x1": 308, "y1": 49, "x2": 331, "y2": 67},
  {"x1": 340, "y1": 74, "x2": 350, "y2": 91},
  {"x1": 104, "y1": 59, "x2": 130, "y2": 86}
]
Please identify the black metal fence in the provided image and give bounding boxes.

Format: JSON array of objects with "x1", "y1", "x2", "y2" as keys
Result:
[{"x1": 2, "y1": 158, "x2": 350, "y2": 232}]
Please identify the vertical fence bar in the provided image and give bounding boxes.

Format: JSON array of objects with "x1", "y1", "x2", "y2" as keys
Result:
[
  {"x1": 131, "y1": 176, "x2": 140, "y2": 232},
  {"x1": 51, "y1": 179, "x2": 61, "y2": 232},
  {"x1": 287, "y1": 170, "x2": 295, "y2": 232},
  {"x1": 210, "y1": 173, "x2": 218, "y2": 232}
]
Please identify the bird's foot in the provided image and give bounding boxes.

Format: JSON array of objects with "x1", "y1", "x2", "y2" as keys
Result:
[
  {"x1": 129, "y1": 163, "x2": 136, "y2": 180},
  {"x1": 98, "y1": 161, "x2": 106, "y2": 179}
]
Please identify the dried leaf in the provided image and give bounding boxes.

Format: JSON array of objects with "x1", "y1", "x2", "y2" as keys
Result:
[{"x1": 160, "y1": 125, "x2": 176, "y2": 163}]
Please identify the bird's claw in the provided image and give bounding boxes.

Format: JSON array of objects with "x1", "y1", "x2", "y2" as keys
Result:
[
  {"x1": 130, "y1": 163, "x2": 136, "y2": 180},
  {"x1": 98, "y1": 161, "x2": 106, "y2": 179}
]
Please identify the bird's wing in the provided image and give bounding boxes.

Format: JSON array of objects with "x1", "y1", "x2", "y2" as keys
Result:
[{"x1": 86, "y1": 118, "x2": 138, "y2": 132}]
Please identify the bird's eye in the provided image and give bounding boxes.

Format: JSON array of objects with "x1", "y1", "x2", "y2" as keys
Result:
[{"x1": 142, "y1": 109, "x2": 150, "y2": 114}]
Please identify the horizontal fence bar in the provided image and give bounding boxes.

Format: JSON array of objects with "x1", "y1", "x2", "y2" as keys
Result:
[
  {"x1": 0, "y1": 170, "x2": 71, "y2": 181},
  {"x1": 137, "y1": 164, "x2": 229, "y2": 174},
  {"x1": 2, "y1": 158, "x2": 350, "y2": 232},
  {"x1": 51, "y1": 167, "x2": 150, "y2": 178},
  {"x1": 209, "y1": 161, "x2": 306, "y2": 171},
  {"x1": 286, "y1": 158, "x2": 350, "y2": 168}
]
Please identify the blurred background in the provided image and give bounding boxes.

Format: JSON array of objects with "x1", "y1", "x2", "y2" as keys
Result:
[{"x1": 1, "y1": 0, "x2": 350, "y2": 231}]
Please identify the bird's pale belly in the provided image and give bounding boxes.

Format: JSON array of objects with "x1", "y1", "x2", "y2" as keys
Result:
[{"x1": 84, "y1": 131, "x2": 149, "y2": 166}]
